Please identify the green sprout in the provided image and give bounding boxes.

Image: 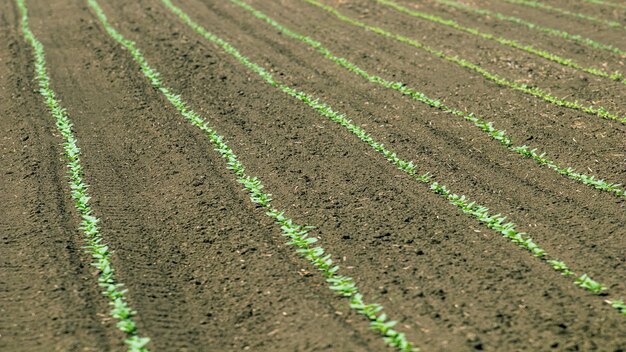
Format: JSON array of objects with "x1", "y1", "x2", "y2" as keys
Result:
[
  {"x1": 575, "y1": 274, "x2": 608, "y2": 294},
  {"x1": 547, "y1": 260, "x2": 573, "y2": 276},
  {"x1": 609, "y1": 300, "x2": 626, "y2": 315}
]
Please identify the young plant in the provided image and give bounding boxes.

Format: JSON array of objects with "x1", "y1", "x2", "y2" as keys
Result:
[
  {"x1": 575, "y1": 274, "x2": 608, "y2": 294},
  {"x1": 608, "y1": 300, "x2": 626, "y2": 315},
  {"x1": 376, "y1": 0, "x2": 625, "y2": 84},
  {"x1": 437, "y1": 0, "x2": 626, "y2": 57},
  {"x1": 547, "y1": 260, "x2": 573, "y2": 276}
]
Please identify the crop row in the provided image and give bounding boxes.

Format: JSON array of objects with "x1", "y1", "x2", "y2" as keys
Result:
[
  {"x1": 15, "y1": 0, "x2": 150, "y2": 351},
  {"x1": 377, "y1": 0, "x2": 625, "y2": 84},
  {"x1": 504, "y1": 0, "x2": 626, "y2": 30},
  {"x1": 436, "y1": 0, "x2": 626, "y2": 57},
  {"x1": 230, "y1": 0, "x2": 625, "y2": 199},
  {"x1": 304, "y1": 0, "x2": 626, "y2": 123}
]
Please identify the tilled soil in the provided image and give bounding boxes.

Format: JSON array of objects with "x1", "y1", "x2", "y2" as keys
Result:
[{"x1": 1, "y1": 0, "x2": 624, "y2": 351}]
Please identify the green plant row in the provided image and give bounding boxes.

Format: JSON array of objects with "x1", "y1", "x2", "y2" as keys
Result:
[
  {"x1": 303, "y1": 0, "x2": 626, "y2": 123},
  {"x1": 16, "y1": 0, "x2": 150, "y2": 351},
  {"x1": 227, "y1": 0, "x2": 625, "y2": 200},
  {"x1": 435, "y1": 0, "x2": 626, "y2": 57},
  {"x1": 376, "y1": 0, "x2": 625, "y2": 84},
  {"x1": 158, "y1": 0, "x2": 613, "y2": 301},
  {"x1": 582, "y1": 0, "x2": 626, "y2": 10},
  {"x1": 87, "y1": 0, "x2": 418, "y2": 350},
  {"x1": 504, "y1": 0, "x2": 625, "y2": 29}
]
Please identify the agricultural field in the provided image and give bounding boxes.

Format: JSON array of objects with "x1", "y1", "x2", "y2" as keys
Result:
[{"x1": 1, "y1": 0, "x2": 625, "y2": 350}]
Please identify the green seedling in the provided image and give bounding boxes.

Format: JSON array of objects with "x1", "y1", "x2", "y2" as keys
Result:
[
  {"x1": 608, "y1": 300, "x2": 626, "y2": 315},
  {"x1": 16, "y1": 0, "x2": 149, "y2": 350},
  {"x1": 547, "y1": 260, "x2": 573, "y2": 276},
  {"x1": 575, "y1": 274, "x2": 608, "y2": 294}
]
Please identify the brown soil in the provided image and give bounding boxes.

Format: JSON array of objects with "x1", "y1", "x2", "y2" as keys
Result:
[{"x1": 1, "y1": 0, "x2": 624, "y2": 351}]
